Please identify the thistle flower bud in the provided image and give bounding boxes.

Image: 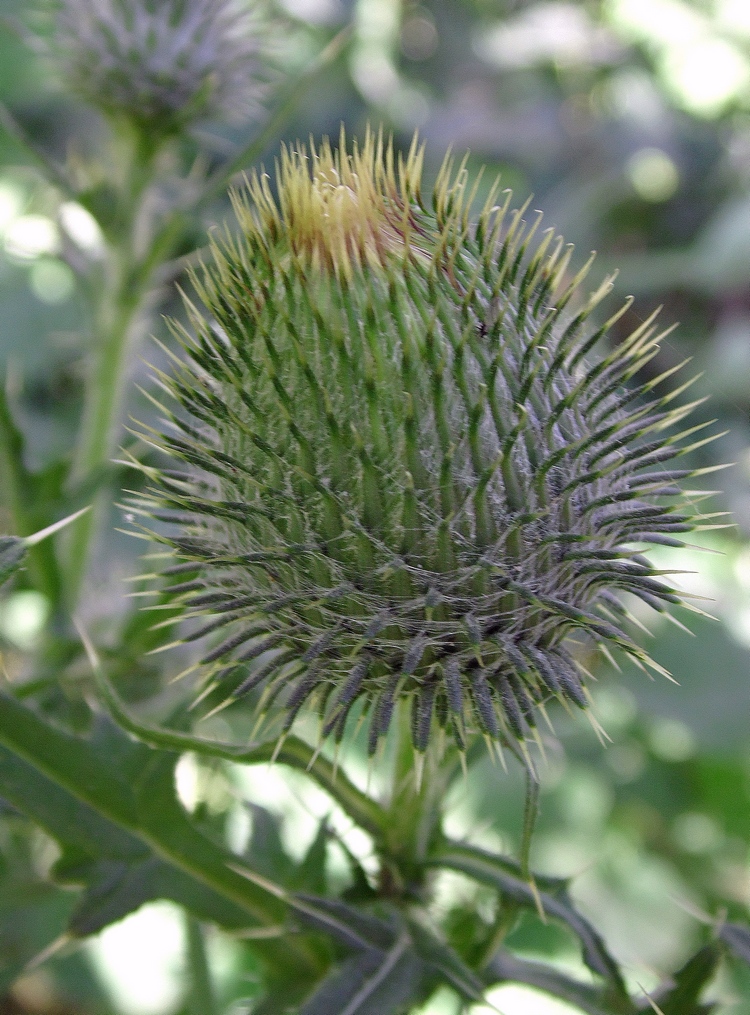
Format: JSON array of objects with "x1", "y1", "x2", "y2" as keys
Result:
[
  {"x1": 133, "y1": 129, "x2": 714, "y2": 757},
  {"x1": 48, "y1": 0, "x2": 269, "y2": 131}
]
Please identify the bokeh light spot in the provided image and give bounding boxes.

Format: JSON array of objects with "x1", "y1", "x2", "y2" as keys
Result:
[
  {"x1": 401, "y1": 12, "x2": 438, "y2": 61},
  {"x1": 716, "y1": 0, "x2": 750, "y2": 38},
  {"x1": 4, "y1": 215, "x2": 59, "y2": 260},
  {"x1": 473, "y1": 983, "x2": 583, "y2": 1014},
  {"x1": 59, "y1": 201, "x2": 105, "y2": 254},
  {"x1": 0, "y1": 181, "x2": 24, "y2": 233},
  {"x1": 662, "y1": 37, "x2": 750, "y2": 115},
  {"x1": 0, "y1": 591, "x2": 50, "y2": 650},
  {"x1": 649, "y1": 717, "x2": 696, "y2": 762},
  {"x1": 627, "y1": 147, "x2": 679, "y2": 201},
  {"x1": 29, "y1": 258, "x2": 75, "y2": 303},
  {"x1": 86, "y1": 902, "x2": 185, "y2": 1015},
  {"x1": 673, "y1": 811, "x2": 723, "y2": 853}
]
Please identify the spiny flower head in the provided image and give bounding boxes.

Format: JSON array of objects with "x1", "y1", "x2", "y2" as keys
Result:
[
  {"x1": 47, "y1": 0, "x2": 269, "y2": 131},
  {"x1": 133, "y1": 127, "x2": 717, "y2": 760}
]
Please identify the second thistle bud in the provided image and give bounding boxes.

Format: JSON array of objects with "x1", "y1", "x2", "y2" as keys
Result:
[
  {"x1": 133, "y1": 129, "x2": 711, "y2": 758},
  {"x1": 48, "y1": 0, "x2": 269, "y2": 133}
]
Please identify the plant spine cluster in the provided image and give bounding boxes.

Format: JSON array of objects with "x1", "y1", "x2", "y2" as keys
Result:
[
  {"x1": 48, "y1": 0, "x2": 269, "y2": 131},
  {"x1": 133, "y1": 128, "x2": 714, "y2": 760}
]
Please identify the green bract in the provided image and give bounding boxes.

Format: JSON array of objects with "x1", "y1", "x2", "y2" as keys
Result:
[{"x1": 133, "y1": 129, "x2": 714, "y2": 758}]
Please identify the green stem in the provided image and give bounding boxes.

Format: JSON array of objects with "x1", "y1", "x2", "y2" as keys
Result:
[
  {"x1": 71, "y1": 276, "x2": 141, "y2": 480},
  {"x1": 65, "y1": 128, "x2": 165, "y2": 604},
  {"x1": 0, "y1": 382, "x2": 26, "y2": 534},
  {"x1": 65, "y1": 271, "x2": 144, "y2": 603},
  {"x1": 376, "y1": 702, "x2": 451, "y2": 895},
  {"x1": 520, "y1": 771, "x2": 540, "y2": 883},
  {"x1": 381, "y1": 701, "x2": 421, "y2": 868},
  {"x1": 185, "y1": 916, "x2": 217, "y2": 1015}
]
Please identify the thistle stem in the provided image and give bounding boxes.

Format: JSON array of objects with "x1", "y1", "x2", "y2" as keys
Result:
[
  {"x1": 0, "y1": 382, "x2": 29, "y2": 538},
  {"x1": 65, "y1": 128, "x2": 163, "y2": 606},
  {"x1": 65, "y1": 266, "x2": 144, "y2": 602},
  {"x1": 89, "y1": 655, "x2": 388, "y2": 842},
  {"x1": 185, "y1": 916, "x2": 217, "y2": 1015},
  {"x1": 520, "y1": 770, "x2": 540, "y2": 883}
]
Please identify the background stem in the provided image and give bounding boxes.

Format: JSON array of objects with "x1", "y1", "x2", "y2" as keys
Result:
[
  {"x1": 65, "y1": 269, "x2": 146, "y2": 604},
  {"x1": 64, "y1": 130, "x2": 164, "y2": 605},
  {"x1": 185, "y1": 916, "x2": 217, "y2": 1015}
]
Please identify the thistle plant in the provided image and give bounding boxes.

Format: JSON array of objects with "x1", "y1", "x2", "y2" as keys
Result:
[
  {"x1": 3, "y1": 1, "x2": 750, "y2": 1008},
  {"x1": 134, "y1": 128, "x2": 712, "y2": 761}
]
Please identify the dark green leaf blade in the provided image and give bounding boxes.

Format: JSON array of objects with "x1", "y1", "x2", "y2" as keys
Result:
[
  {"x1": 293, "y1": 894, "x2": 396, "y2": 952},
  {"x1": 656, "y1": 944, "x2": 721, "y2": 1015},
  {"x1": 245, "y1": 804, "x2": 295, "y2": 884},
  {"x1": 293, "y1": 819, "x2": 329, "y2": 894},
  {"x1": 719, "y1": 922, "x2": 750, "y2": 965},
  {"x1": 65, "y1": 855, "x2": 269, "y2": 937},
  {"x1": 0, "y1": 693, "x2": 294, "y2": 935},
  {"x1": 0, "y1": 535, "x2": 26, "y2": 588},
  {"x1": 407, "y1": 915, "x2": 486, "y2": 1002},
  {"x1": 299, "y1": 934, "x2": 424, "y2": 1015},
  {"x1": 0, "y1": 742, "x2": 145, "y2": 862},
  {"x1": 0, "y1": 743, "x2": 254, "y2": 934}
]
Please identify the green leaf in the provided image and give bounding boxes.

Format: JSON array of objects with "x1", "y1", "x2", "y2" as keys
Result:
[
  {"x1": 0, "y1": 690, "x2": 400, "y2": 989},
  {"x1": 656, "y1": 944, "x2": 721, "y2": 1015},
  {"x1": 0, "y1": 825, "x2": 78, "y2": 993},
  {"x1": 0, "y1": 736, "x2": 258, "y2": 935},
  {"x1": 67, "y1": 854, "x2": 263, "y2": 937},
  {"x1": 292, "y1": 894, "x2": 396, "y2": 952},
  {"x1": 407, "y1": 915, "x2": 486, "y2": 1002},
  {"x1": 0, "y1": 739, "x2": 145, "y2": 861},
  {"x1": 245, "y1": 804, "x2": 295, "y2": 885},
  {"x1": 299, "y1": 953, "x2": 386, "y2": 1015},
  {"x1": 298, "y1": 933, "x2": 424, "y2": 1015},
  {"x1": 0, "y1": 692, "x2": 319, "y2": 965},
  {"x1": 0, "y1": 375, "x2": 88, "y2": 603},
  {"x1": 293, "y1": 820, "x2": 329, "y2": 895},
  {"x1": 0, "y1": 535, "x2": 26, "y2": 588},
  {"x1": 720, "y1": 922, "x2": 750, "y2": 965},
  {"x1": 185, "y1": 915, "x2": 217, "y2": 1015}
]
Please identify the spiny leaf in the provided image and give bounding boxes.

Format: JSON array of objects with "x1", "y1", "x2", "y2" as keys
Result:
[{"x1": 655, "y1": 944, "x2": 721, "y2": 1015}]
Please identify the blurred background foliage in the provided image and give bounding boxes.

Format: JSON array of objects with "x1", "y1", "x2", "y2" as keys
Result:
[{"x1": 0, "y1": 0, "x2": 750, "y2": 1013}]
